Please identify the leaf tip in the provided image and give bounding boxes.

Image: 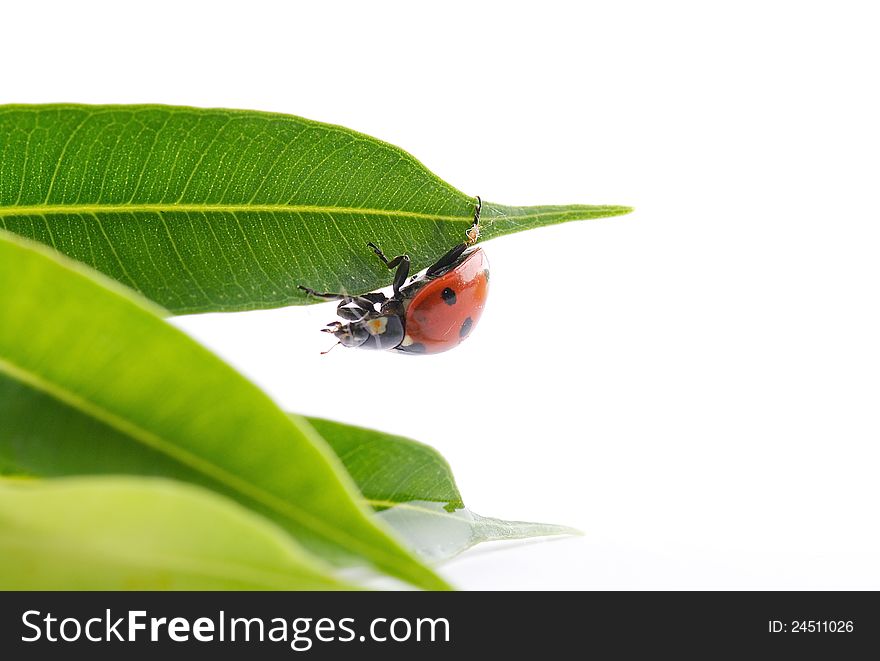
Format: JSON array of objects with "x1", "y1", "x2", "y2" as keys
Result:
[{"x1": 608, "y1": 205, "x2": 634, "y2": 217}]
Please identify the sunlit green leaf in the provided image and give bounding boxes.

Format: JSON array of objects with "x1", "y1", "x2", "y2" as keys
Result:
[{"x1": 0, "y1": 104, "x2": 631, "y2": 314}]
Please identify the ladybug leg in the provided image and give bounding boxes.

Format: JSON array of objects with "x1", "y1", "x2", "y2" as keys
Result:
[
  {"x1": 389, "y1": 256, "x2": 411, "y2": 297},
  {"x1": 466, "y1": 195, "x2": 482, "y2": 246},
  {"x1": 337, "y1": 293, "x2": 387, "y2": 321},
  {"x1": 360, "y1": 291, "x2": 389, "y2": 305},
  {"x1": 336, "y1": 302, "x2": 370, "y2": 321},
  {"x1": 367, "y1": 242, "x2": 410, "y2": 297},
  {"x1": 297, "y1": 285, "x2": 349, "y2": 300},
  {"x1": 298, "y1": 285, "x2": 384, "y2": 320},
  {"x1": 426, "y1": 243, "x2": 468, "y2": 277},
  {"x1": 366, "y1": 242, "x2": 392, "y2": 263},
  {"x1": 425, "y1": 196, "x2": 482, "y2": 277},
  {"x1": 298, "y1": 285, "x2": 383, "y2": 305}
]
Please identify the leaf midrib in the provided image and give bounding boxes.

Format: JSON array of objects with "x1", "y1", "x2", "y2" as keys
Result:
[
  {"x1": 0, "y1": 356, "x2": 396, "y2": 567},
  {"x1": 0, "y1": 203, "x2": 628, "y2": 225},
  {"x1": 0, "y1": 203, "x2": 468, "y2": 221}
]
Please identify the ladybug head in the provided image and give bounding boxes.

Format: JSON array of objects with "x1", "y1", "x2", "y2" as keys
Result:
[{"x1": 323, "y1": 314, "x2": 405, "y2": 351}]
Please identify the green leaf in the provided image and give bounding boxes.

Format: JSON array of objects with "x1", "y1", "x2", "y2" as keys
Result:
[
  {"x1": 0, "y1": 104, "x2": 631, "y2": 314},
  {"x1": 1, "y1": 349, "x2": 573, "y2": 569},
  {"x1": 0, "y1": 476, "x2": 350, "y2": 590},
  {"x1": 307, "y1": 416, "x2": 464, "y2": 512},
  {"x1": 1, "y1": 356, "x2": 577, "y2": 569},
  {"x1": 378, "y1": 505, "x2": 580, "y2": 563},
  {"x1": 0, "y1": 231, "x2": 448, "y2": 590},
  {"x1": 309, "y1": 417, "x2": 578, "y2": 561}
]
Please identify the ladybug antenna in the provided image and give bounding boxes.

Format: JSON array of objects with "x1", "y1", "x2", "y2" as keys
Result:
[
  {"x1": 467, "y1": 195, "x2": 482, "y2": 245},
  {"x1": 320, "y1": 341, "x2": 341, "y2": 355}
]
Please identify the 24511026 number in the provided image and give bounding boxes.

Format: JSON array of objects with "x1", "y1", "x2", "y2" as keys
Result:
[{"x1": 791, "y1": 621, "x2": 853, "y2": 633}]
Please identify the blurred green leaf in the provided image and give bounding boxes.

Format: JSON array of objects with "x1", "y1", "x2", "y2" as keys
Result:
[
  {"x1": 308, "y1": 416, "x2": 463, "y2": 512},
  {"x1": 0, "y1": 476, "x2": 350, "y2": 590},
  {"x1": 310, "y1": 417, "x2": 578, "y2": 561},
  {"x1": 0, "y1": 231, "x2": 447, "y2": 590},
  {"x1": 1, "y1": 363, "x2": 577, "y2": 570},
  {"x1": 378, "y1": 505, "x2": 580, "y2": 563},
  {"x1": 0, "y1": 104, "x2": 631, "y2": 314}
]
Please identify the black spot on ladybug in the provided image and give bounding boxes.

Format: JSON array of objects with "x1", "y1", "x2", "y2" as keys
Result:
[
  {"x1": 459, "y1": 316, "x2": 473, "y2": 338},
  {"x1": 441, "y1": 287, "x2": 457, "y2": 305},
  {"x1": 406, "y1": 342, "x2": 427, "y2": 353}
]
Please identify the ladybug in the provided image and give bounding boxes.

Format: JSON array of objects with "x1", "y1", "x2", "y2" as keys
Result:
[{"x1": 299, "y1": 197, "x2": 488, "y2": 354}]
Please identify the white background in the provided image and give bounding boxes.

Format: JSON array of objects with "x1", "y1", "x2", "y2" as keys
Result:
[{"x1": 3, "y1": 1, "x2": 879, "y2": 589}]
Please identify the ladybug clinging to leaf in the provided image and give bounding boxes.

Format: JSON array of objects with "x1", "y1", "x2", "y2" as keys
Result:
[{"x1": 299, "y1": 197, "x2": 488, "y2": 354}]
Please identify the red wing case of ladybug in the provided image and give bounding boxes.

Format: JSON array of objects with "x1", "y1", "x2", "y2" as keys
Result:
[{"x1": 397, "y1": 248, "x2": 489, "y2": 354}]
